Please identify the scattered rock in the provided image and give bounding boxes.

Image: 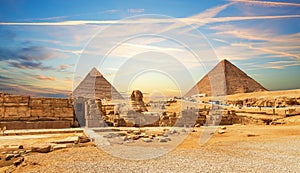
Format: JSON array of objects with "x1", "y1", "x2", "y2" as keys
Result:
[
  {"x1": 5, "y1": 154, "x2": 14, "y2": 161},
  {"x1": 181, "y1": 129, "x2": 187, "y2": 133},
  {"x1": 52, "y1": 144, "x2": 67, "y2": 151},
  {"x1": 192, "y1": 129, "x2": 197, "y2": 132},
  {"x1": 122, "y1": 136, "x2": 129, "y2": 141},
  {"x1": 169, "y1": 129, "x2": 178, "y2": 134},
  {"x1": 247, "y1": 133, "x2": 259, "y2": 137},
  {"x1": 163, "y1": 134, "x2": 168, "y2": 137},
  {"x1": 194, "y1": 124, "x2": 200, "y2": 127},
  {"x1": 14, "y1": 153, "x2": 21, "y2": 158},
  {"x1": 159, "y1": 137, "x2": 171, "y2": 143},
  {"x1": 78, "y1": 136, "x2": 90, "y2": 143},
  {"x1": 141, "y1": 138, "x2": 153, "y2": 143},
  {"x1": 156, "y1": 132, "x2": 164, "y2": 136},
  {"x1": 31, "y1": 144, "x2": 51, "y2": 153},
  {"x1": 8, "y1": 145, "x2": 21, "y2": 150},
  {"x1": 103, "y1": 133, "x2": 121, "y2": 138},
  {"x1": 130, "y1": 135, "x2": 140, "y2": 140},
  {"x1": 133, "y1": 130, "x2": 141, "y2": 135},
  {"x1": 218, "y1": 130, "x2": 226, "y2": 134},
  {"x1": 52, "y1": 136, "x2": 79, "y2": 144},
  {"x1": 13, "y1": 157, "x2": 24, "y2": 166},
  {"x1": 221, "y1": 126, "x2": 226, "y2": 130},
  {"x1": 154, "y1": 137, "x2": 160, "y2": 140},
  {"x1": 18, "y1": 145, "x2": 24, "y2": 149}
]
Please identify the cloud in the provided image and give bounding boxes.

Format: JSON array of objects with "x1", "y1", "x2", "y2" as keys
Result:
[
  {"x1": 0, "y1": 75, "x2": 10, "y2": 80},
  {"x1": 229, "y1": 0, "x2": 300, "y2": 7},
  {"x1": 102, "y1": 9, "x2": 119, "y2": 14},
  {"x1": 8, "y1": 61, "x2": 52, "y2": 70},
  {"x1": 24, "y1": 16, "x2": 69, "y2": 21},
  {"x1": 0, "y1": 83, "x2": 70, "y2": 98},
  {"x1": 128, "y1": 8, "x2": 145, "y2": 13},
  {"x1": 58, "y1": 64, "x2": 69, "y2": 70},
  {"x1": 265, "y1": 60, "x2": 300, "y2": 69},
  {"x1": 0, "y1": 46, "x2": 64, "y2": 61},
  {"x1": 35, "y1": 75, "x2": 56, "y2": 81},
  {"x1": 208, "y1": 24, "x2": 300, "y2": 61}
]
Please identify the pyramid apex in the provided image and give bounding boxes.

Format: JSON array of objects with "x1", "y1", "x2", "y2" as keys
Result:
[
  {"x1": 220, "y1": 58, "x2": 230, "y2": 64},
  {"x1": 89, "y1": 67, "x2": 102, "y2": 77}
]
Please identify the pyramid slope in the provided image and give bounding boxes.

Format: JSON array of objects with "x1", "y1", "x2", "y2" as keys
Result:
[
  {"x1": 185, "y1": 59, "x2": 268, "y2": 97},
  {"x1": 73, "y1": 68, "x2": 123, "y2": 99}
]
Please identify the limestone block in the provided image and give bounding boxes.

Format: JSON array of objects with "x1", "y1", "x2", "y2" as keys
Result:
[
  {"x1": 59, "y1": 117, "x2": 74, "y2": 121},
  {"x1": 29, "y1": 98, "x2": 43, "y2": 107},
  {"x1": 3, "y1": 95, "x2": 29, "y2": 106},
  {"x1": 59, "y1": 112, "x2": 74, "y2": 118},
  {"x1": 42, "y1": 99, "x2": 53, "y2": 105},
  {"x1": 4, "y1": 107, "x2": 18, "y2": 116},
  {"x1": 30, "y1": 109, "x2": 43, "y2": 117},
  {"x1": 62, "y1": 107, "x2": 73, "y2": 113},
  {"x1": 17, "y1": 106, "x2": 30, "y2": 117},
  {"x1": 53, "y1": 99, "x2": 69, "y2": 107},
  {"x1": 0, "y1": 94, "x2": 3, "y2": 106},
  {"x1": 0, "y1": 107, "x2": 4, "y2": 117}
]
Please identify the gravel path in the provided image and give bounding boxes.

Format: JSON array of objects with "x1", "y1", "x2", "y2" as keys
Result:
[{"x1": 14, "y1": 135, "x2": 300, "y2": 173}]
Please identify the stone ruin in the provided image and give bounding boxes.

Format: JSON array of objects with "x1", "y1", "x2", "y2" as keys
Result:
[{"x1": 0, "y1": 92, "x2": 76, "y2": 130}]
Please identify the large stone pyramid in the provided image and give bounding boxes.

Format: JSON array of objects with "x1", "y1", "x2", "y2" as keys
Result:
[
  {"x1": 185, "y1": 59, "x2": 268, "y2": 97},
  {"x1": 72, "y1": 67, "x2": 123, "y2": 99}
]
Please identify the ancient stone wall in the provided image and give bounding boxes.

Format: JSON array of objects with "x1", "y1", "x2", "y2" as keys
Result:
[{"x1": 0, "y1": 93, "x2": 75, "y2": 130}]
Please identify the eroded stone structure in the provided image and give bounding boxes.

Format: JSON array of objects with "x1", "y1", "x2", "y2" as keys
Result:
[{"x1": 0, "y1": 93, "x2": 75, "y2": 130}]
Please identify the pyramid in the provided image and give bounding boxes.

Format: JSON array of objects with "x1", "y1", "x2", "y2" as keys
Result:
[
  {"x1": 72, "y1": 67, "x2": 123, "y2": 100},
  {"x1": 185, "y1": 59, "x2": 268, "y2": 97}
]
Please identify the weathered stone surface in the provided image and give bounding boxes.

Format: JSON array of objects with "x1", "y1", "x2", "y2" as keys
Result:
[
  {"x1": 51, "y1": 136, "x2": 79, "y2": 144},
  {"x1": 0, "y1": 92, "x2": 75, "y2": 129},
  {"x1": 31, "y1": 144, "x2": 51, "y2": 153},
  {"x1": 52, "y1": 144, "x2": 67, "y2": 151}
]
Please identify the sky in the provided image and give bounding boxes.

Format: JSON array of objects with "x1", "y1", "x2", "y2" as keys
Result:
[{"x1": 0, "y1": 0, "x2": 299, "y2": 98}]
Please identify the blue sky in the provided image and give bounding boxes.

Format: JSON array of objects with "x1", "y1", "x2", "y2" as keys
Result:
[{"x1": 0, "y1": 0, "x2": 299, "y2": 97}]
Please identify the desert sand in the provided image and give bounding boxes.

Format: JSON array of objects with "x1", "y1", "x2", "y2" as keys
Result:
[{"x1": 1, "y1": 122, "x2": 299, "y2": 173}]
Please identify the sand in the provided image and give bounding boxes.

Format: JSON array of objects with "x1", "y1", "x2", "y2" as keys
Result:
[{"x1": 4, "y1": 124, "x2": 299, "y2": 173}]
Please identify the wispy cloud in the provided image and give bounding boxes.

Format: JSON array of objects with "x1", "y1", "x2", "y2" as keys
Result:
[
  {"x1": 209, "y1": 24, "x2": 300, "y2": 60},
  {"x1": 8, "y1": 61, "x2": 53, "y2": 70},
  {"x1": 58, "y1": 64, "x2": 69, "y2": 70},
  {"x1": 0, "y1": 46, "x2": 66, "y2": 61},
  {"x1": 229, "y1": 0, "x2": 300, "y2": 7},
  {"x1": 1, "y1": 14, "x2": 299, "y2": 26},
  {"x1": 128, "y1": 8, "x2": 145, "y2": 13},
  {"x1": 265, "y1": 60, "x2": 300, "y2": 69},
  {"x1": 0, "y1": 75, "x2": 10, "y2": 80},
  {"x1": 24, "y1": 15, "x2": 68, "y2": 21},
  {"x1": 36, "y1": 75, "x2": 56, "y2": 81},
  {"x1": 0, "y1": 83, "x2": 70, "y2": 97}
]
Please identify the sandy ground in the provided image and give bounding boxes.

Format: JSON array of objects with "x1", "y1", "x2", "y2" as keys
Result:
[
  {"x1": 2, "y1": 124, "x2": 299, "y2": 173},
  {"x1": 202, "y1": 89, "x2": 300, "y2": 101}
]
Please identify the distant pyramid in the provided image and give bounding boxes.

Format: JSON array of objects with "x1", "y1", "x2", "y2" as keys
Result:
[
  {"x1": 185, "y1": 59, "x2": 268, "y2": 97},
  {"x1": 73, "y1": 67, "x2": 123, "y2": 99}
]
